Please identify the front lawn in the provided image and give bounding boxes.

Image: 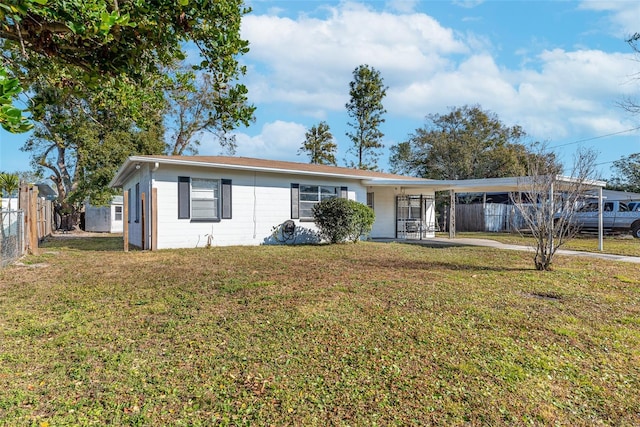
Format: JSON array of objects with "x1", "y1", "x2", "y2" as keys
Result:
[
  {"x1": 452, "y1": 231, "x2": 640, "y2": 257},
  {"x1": 1, "y1": 239, "x2": 639, "y2": 425}
]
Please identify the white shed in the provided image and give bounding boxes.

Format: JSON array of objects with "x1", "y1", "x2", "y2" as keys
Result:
[{"x1": 84, "y1": 196, "x2": 124, "y2": 233}]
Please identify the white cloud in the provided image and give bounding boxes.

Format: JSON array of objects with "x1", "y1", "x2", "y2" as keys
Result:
[
  {"x1": 241, "y1": 3, "x2": 467, "y2": 109},
  {"x1": 387, "y1": 44, "x2": 638, "y2": 144},
  {"x1": 238, "y1": 1, "x2": 638, "y2": 171},
  {"x1": 230, "y1": 120, "x2": 307, "y2": 161},
  {"x1": 452, "y1": 0, "x2": 485, "y2": 9},
  {"x1": 505, "y1": 49, "x2": 637, "y2": 137},
  {"x1": 578, "y1": 1, "x2": 640, "y2": 37}
]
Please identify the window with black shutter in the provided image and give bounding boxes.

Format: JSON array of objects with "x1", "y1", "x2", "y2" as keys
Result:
[
  {"x1": 178, "y1": 176, "x2": 190, "y2": 219},
  {"x1": 221, "y1": 179, "x2": 232, "y2": 219}
]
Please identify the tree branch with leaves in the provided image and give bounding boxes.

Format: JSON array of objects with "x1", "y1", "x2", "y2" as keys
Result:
[
  {"x1": 0, "y1": 66, "x2": 32, "y2": 133},
  {"x1": 390, "y1": 105, "x2": 536, "y2": 179},
  {"x1": 1, "y1": 0, "x2": 254, "y2": 142},
  {"x1": 166, "y1": 70, "x2": 254, "y2": 156}
]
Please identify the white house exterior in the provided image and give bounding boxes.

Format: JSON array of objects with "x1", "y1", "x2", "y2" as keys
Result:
[
  {"x1": 84, "y1": 196, "x2": 124, "y2": 233},
  {"x1": 109, "y1": 156, "x2": 439, "y2": 249},
  {"x1": 110, "y1": 156, "x2": 608, "y2": 250}
]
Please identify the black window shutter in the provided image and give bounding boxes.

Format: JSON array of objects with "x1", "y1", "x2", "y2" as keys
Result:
[
  {"x1": 341, "y1": 186, "x2": 348, "y2": 198},
  {"x1": 135, "y1": 183, "x2": 140, "y2": 222},
  {"x1": 221, "y1": 179, "x2": 232, "y2": 219},
  {"x1": 178, "y1": 176, "x2": 190, "y2": 219},
  {"x1": 291, "y1": 183, "x2": 299, "y2": 219}
]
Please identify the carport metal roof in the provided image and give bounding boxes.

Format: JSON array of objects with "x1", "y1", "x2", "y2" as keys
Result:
[
  {"x1": 364, "y1": 175, "x2": 608, "y2": 251},
  {"x1": 363, "y1": 175, "x2": 606, "y2": 193}
]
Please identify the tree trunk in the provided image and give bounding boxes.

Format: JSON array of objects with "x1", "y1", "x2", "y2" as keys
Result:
[{"x1": 55, "y1": 203, "x2": 81, "y2": 231}]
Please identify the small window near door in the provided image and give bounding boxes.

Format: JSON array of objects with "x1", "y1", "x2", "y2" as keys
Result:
[
  {"x1": 115, "y1": 206, "x2": 123, "y2": 221},
  {"x1": 178, "y1": 176, "x2": 191, "y2": 219},
  {"x1": 367, "y1": 192, "x2": 374, "y2": 210}
]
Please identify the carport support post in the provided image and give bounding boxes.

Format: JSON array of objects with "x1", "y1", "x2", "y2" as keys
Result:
[
  {"x1": 449, "y1": 190, "x2": 456, "y2": 239},
  {"x1": 123, "y1": 190, "x2": 129, "y2": 252},
  {"x1": 598, "y1": 186, "x2": 603, "y2": 251}
]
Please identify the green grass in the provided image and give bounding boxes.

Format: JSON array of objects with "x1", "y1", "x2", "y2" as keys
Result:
[
  {"x1": 452, "y1": 232, "x2": 640, "y2": 257},
  {"x1": 1, "y1": 238, "x2": 639, "y2": 425}
]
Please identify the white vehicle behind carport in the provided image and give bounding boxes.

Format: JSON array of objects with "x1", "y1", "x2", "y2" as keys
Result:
[{"x1": 568, "y1": 200, "x2": 640, "y2": 238}]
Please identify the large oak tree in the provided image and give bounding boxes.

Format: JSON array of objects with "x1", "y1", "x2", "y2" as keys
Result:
[
  {"x1": 1, "y1": 0, "x2": 255, "y2": 226},
  {"x1": 390, "y1": 105, "x2": 550, "y2": 179},
  {"x1": 22, "y1": 63, "x2": 165, "y2": 226},
  {"x1": 1, "y1": 0, "x2": 253, "y2": 135}
]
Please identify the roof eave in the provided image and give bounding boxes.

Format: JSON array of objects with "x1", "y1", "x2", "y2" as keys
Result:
[
  {"x1": 110, "y1": 156, "x2": 407, "y2": 186},
  {"x1": 109, "y1": 157, "x2": 139, "y2": 188}
]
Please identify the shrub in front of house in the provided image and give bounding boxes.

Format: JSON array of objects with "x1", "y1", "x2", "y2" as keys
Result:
[
  {"x1": 312, "y1": 198, "x2": 375, "y2": 243},
  {"x1": 349, "y1": 200, "x2": 375, "y2": 242}
]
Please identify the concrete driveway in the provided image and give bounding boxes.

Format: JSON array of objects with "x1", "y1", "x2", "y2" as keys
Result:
[{"x1": 375, "y1": 237, "x2": 640, "y2": 264}]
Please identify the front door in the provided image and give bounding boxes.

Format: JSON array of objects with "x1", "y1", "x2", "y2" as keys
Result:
[{"x1": 396, "y1": 195, "x2": 436, "y2": 239}]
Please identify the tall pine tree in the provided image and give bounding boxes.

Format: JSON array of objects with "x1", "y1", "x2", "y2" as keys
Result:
[
  {"x1": 345, "y1": 65, "x2": 387, "y2": 170},
  {"x1": 298, "y1": 121, "x2": 337, "y2": 165}
]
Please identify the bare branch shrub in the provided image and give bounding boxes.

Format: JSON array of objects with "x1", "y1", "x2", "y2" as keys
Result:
[{"x1": 511, "y1": 147, "x2": 599, "y2": 271}]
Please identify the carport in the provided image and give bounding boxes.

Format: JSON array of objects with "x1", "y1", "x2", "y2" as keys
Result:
[{"x1": 363, "y1": 175, "x2": 608, "y2": 251}]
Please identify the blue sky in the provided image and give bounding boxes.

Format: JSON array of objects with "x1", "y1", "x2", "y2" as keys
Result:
[{"x1": 1, "y1": 0, "x2": 639, "y2": 180}]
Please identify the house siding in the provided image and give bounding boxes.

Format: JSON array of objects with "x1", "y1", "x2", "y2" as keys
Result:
[
  {"x1": 116, "y1": 159, "x2": 437, "y2": 249},
  {"x1": 124, "y1": 166, "x2": 153, "y2": 249},
  {"x1": 149, "y1": 165, "x2": 364, "y2": 248},
  {"x1": 368, "y1": 186, "x2": 399, "y2": 239}
]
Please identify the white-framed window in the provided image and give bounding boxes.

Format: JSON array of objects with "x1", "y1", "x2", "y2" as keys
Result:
[
  {"x1": 191, "y1": 178, "x2": 220, "y2": 220},
  {"x1": 367, "y1": 192, "x2": 374, "y2": 210},
  {"x1": 300, "y1": 185, "x2": 338, "y2": 219},
  {"x1": 291, "y1": 184, "x2": 346, "y2": 220},
  {"x1": 115, "y1": 205, "x2": 123, "y2": 221},
  {"x1": 178, "y1": 177, "x2": 231, "y2": 221}
]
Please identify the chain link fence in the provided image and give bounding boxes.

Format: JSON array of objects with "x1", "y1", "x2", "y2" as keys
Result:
[{"x1": 1, "y1": 210, "x2": 24, "y2": 268}]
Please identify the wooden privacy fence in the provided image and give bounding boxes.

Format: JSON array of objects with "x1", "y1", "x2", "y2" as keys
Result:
[{"x1": 455, "y1": 203, "x2": 528, "y2": 232}]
